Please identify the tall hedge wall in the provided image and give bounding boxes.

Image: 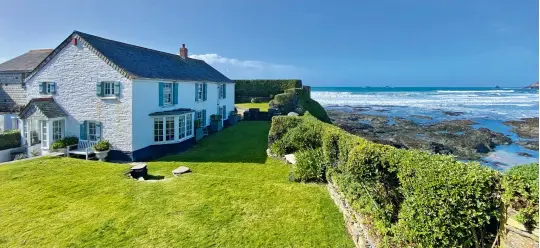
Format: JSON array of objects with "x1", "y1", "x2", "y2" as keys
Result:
[
  {"x1": 0, "y1": 130, "x2": 21, "y2": 150},
  {"x1": 271, "y1": 87, "x2": 331, "y2": 123},
  {"x1": 269, "y1": 115, "x2": 505, "y2": 247},
  {"x1": 234, "y1": 79, "x2": 302, "y2": 98}
]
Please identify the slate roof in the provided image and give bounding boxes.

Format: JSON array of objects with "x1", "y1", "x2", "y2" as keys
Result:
[
  {"x1": 0, "y1": 49, "x2": 53, "y2": 73},
  {"x1": 19, "y1": 98, "x2": 68, "y2": 119},
  {"x1": 27, "y1": 31, "x2": 232, "y2": 83},
  {"x1": 148, "y1": 108, "x2": 194, "y2": 116}
]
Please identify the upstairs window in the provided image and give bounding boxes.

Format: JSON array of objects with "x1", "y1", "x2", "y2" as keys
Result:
[
  {"x1": 39, "y1": 82, "x2": 56, "y2": 94},
  {"x1": 159, "y1": 82, "x2": 178, "y2": 106},
  {"x1": 96, "y1": 82, "x2": 120, "y2": 97},
  {"x1": 218, "y1": 84, "x2": 227, "y2": 99},
  {"x1": 195, "y1": 83, "x2": 207, "y2": 102},
  {"x1": 163, "y1": 83, "x2": 173, "y2": 105}
]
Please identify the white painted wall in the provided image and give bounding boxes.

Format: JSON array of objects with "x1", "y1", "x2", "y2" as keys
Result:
[
  {"x1": 25, "y1": 42, "x2": 133, "y2": 152},
  {"x1": 131, "y1": 79, "x2": 235, "y2": 151}
]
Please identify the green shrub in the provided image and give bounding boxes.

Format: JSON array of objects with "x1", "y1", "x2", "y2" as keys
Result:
[
  {"x1": 270, "y1": 118, "x2": 323, "y2": 156},
  {"x1": 194, "y1": 119, "x2": 201, "y2": 129},
  {"x1": 64, "y1": 136, "x2": 79, "y2": 146},
  {"x1": 0, "y1": 130, "x2": 21, "y2": 150},
  {"x1": 290, "y1": 148, "x2": 327, "y2": 182},
  {"x1": 210, "y1": 114, "x2": 222, "y2": 121},
  {"x1": 51, "y1": 136, "x2": 79, "y2": 149},
  {"x1": 268, "y1": 116, "x2": 303, "y2": 145},
  {"x1": 502, "y1": 163, "x2": 539, "y2": 230},
  {"x1": 93, "y1": 140, "x2": 110, "y2": 151},
  {"x1": 269, "y1": 115, "x2": 503, "y2": 247},
  {"x1": 269, "y1": 88, "x2": 331, "y2": 123},
  {"x1": 234, "y1": 79, "x2": 302, "y2": 97},
  {"x1": 393, "y1": 151, "x2": 501, "y2": 247}
]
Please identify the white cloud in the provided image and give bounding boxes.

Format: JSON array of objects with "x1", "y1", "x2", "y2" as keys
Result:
[{"x1": 189, "y1": 54, "x2": 304, "y2": 79}]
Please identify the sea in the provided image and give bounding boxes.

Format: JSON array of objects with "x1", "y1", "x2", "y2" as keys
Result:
[{"x1": 311, "y1": 87, "x2": 539, "y2": 170}]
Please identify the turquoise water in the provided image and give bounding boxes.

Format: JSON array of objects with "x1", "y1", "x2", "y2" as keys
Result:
[{"x1": 312, "y1": 87, "x2": 539, "y2": 170}]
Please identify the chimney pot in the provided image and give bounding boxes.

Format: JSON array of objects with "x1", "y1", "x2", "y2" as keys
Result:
[{"x1": 180, "y1": 44, "x2": 188, "y2": 58}]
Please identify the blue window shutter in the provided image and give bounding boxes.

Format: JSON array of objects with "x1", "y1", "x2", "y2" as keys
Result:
[
  {"x1": 202, "y1": 109, "x2": 206, "y2": 126},
  {"x1": 203, "y1": 83, "x2": 207, "y2": 101},
  {"x1": 96, "y1": 82, "x2": 103, "y2": 97},
  {"x1": 158, "y1": 82, "x2": 164, "y2": 107},
  {"x1": 96, "y1": 122, "x2": 102, "y2": 140},
  {"x1": 39, "y1": 82, "x2": 45, "y2": 94},
  {"x1": 173, "y1": 83, "x2": 178, "y2": 104},
  {"x1": 195, "y1": 83, "x2": 199, "y2": 102},
  {"x1": 80, "y1": 121, "x2": 88, "y2": 140},
  {"x1": 223, "y1": 84, "x2": 226, "y2": 99},
  {"x1": 223, "y1": 105, "x2": 226, "y2": 119},
  {"x1": 114, "y1": 82, "x2": 120, "y2": 96},
  {"x1": 50, "y1": 83, "x2": 56, "y2": 94}
]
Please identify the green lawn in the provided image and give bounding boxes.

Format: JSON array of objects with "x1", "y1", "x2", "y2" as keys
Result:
[
  {"x1": 0, "y1": 122, "x2": 352, "y2": 247},
  {"x1": 235, "y1": 102, "x2": 269, "y2": 111}
]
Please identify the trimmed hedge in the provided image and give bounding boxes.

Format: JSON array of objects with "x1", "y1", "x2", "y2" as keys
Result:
[
  {"x1": 270, "y1": 115, "x2": 504, "y2": 247},
  {"x1": 502, "y1": 163, "x2": 539, "y2": 230},
  {"x1": 270, "y1": 88, "x2": 331, "y2": 123},
  {"x1": 0, "y1": 130, "x2": 21, "y2": 150},
  {"x1": 234, "y1": 79, "x2": 302, "y2": 98}
]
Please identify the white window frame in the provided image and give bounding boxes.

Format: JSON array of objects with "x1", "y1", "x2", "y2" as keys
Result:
[
  {"x1": 197, "y1": 83, "x2": 204, "y2": 101},
  {"x1": 163, "y1": 83, "x2": 173, "y2": 105},
  {"x1": 46, "y1": 82, "x2": 55, "y2": 94},
  {"x1": 52, "y1": 119, "x2": 65, "y2": 141},
  {"x1": 103, "y1": 82, "x2": 116, "y2": 97},
  {"x1": 40, "y1": 120, "x2": 48, "y2": 148},
  {"x1": 87, "y1": 121, "x2": 101, "y2": 142},
  {"x1": 178, "y1": 115, "x2": 186, "y2": 139},
  {"x1": 153, "y1": 113, "x2": 194, "y2": 144},
  {"x1": 165, "y1": 117, "x2": 175, "y2": 141}
]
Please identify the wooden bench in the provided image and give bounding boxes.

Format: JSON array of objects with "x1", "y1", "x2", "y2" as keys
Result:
[{"x1": 67, "y1": 140, "x2": 97, "y2": 160}]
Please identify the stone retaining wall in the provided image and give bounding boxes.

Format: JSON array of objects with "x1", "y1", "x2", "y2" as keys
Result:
[
  {"x1": 327, "y1": 182, "x2": 377, "y2": 248},
  {"x1": 502, "y1": 210, "x2": 539, "y2": 248}
]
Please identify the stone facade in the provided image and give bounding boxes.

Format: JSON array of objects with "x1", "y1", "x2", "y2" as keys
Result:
[
  {"x1": 0, "y1": 73, "x2": 27, "y2": 111},
  {"x1": 25, "y1": 41, "x2": 133, "y2": 152},
  {"x1": 327, "y1": 182, "x2": 376, "y2": 248}
]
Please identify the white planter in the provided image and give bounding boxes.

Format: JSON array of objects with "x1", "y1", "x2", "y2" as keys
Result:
[{"x1": 94, "y1": 150, "x2": 110, "y2": 161}]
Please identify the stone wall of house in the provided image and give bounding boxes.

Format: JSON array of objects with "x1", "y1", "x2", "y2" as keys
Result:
[
  {"x1": 327, "y1": 182, "x2": 377, "y2": 248},
  {"x1": 0, "y1": 73, "x2": 26, "y2": 111},
  {"x1": 25, "y1": 40, "x2": 133, "y2": 152}
]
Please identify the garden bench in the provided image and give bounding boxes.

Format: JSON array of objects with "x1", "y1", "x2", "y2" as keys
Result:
[{"x1": 67, "y1": 140, "x2": 97, "y2": 160}]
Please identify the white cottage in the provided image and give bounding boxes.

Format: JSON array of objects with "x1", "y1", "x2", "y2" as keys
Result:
[{"x1": 20, "y1": 31, "x2": 234, "y2": 161}]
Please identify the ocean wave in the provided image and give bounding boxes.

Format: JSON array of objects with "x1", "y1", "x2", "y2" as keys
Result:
[{"x1": 436, "y1": 90, "x2": 515, "y2": 93}]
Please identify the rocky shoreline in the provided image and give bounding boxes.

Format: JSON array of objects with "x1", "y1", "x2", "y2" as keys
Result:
[{"x1": 328, "y1": 109, "x2": 539, "y2": 162}]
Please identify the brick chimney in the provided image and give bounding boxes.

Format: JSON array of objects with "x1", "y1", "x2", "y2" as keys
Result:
[{"x1": 180, "y1": 44, "x2": 188, "y2": 58}]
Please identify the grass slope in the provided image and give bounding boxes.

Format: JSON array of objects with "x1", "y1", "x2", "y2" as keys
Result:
[
  {"x1": 234, "y1": 102, "x2": 269, "y2": 112},
  {"x1": 0, "y1": 122, "x2": 351, "y2": 247}
]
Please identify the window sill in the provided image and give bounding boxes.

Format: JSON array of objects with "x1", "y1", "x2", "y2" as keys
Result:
[
  {"x1": 100, "y1": 96, "x2": 118, "y2": 100},
  {"x1": 153, "y1": 135, "x2": 194, "y2": 145}
]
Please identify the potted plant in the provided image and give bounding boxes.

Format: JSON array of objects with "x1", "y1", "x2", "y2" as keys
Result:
[
  {"x1": 194, "y1": 119, "x2": 204, "y2": 142},
  {"x1": 226, "y1": 111, "x2": 238, "y2": 126},
  {"x1": 93, "y1": 140, "x2": 111, "y2": 161},
  {"x1": 50, "y1": 139, "x2": 67, "y2": 154},
  {"x1": 209, "y1": 114, "x2": 223, "y2": 132},
  {"x1": 50, "y1": 136, "x2": 79, "y2": 155}
]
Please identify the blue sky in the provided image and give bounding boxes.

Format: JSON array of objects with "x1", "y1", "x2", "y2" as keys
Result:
[{"x1": 0, "y1": 0, "x2": 537, "y2": 87}]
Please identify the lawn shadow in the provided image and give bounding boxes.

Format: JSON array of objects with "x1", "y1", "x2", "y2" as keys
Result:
[{"x1": 157, "y1": 122, "x2": 270, "y2": 164}]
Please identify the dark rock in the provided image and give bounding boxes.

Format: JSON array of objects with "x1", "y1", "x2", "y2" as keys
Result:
[
  {"x1": 411, "y1": 115, "x2": 433, "y2": 120},
  {"x1": 475, "y1": 143, "x2": 490, "y2": 153},
  {"x1": 429, "y1": 142, "x2": 453, "y2": 155},
  {"x1": 504, "y1": 118, "x2": 539, "y2": 139},
  {"x1": 517, "y1": 140, "x2": 539, "y2": 151},
  {"x1": 518, "y1": 152, "x2": 533, "y2": 157},
  {"x1": 443, "y1": 111, "x2": 465, "y2": 116}
]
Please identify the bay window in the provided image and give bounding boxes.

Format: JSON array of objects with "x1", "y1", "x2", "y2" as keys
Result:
[{"x1": 153, "y1": 113, "x2": 194, "y2": 143}]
